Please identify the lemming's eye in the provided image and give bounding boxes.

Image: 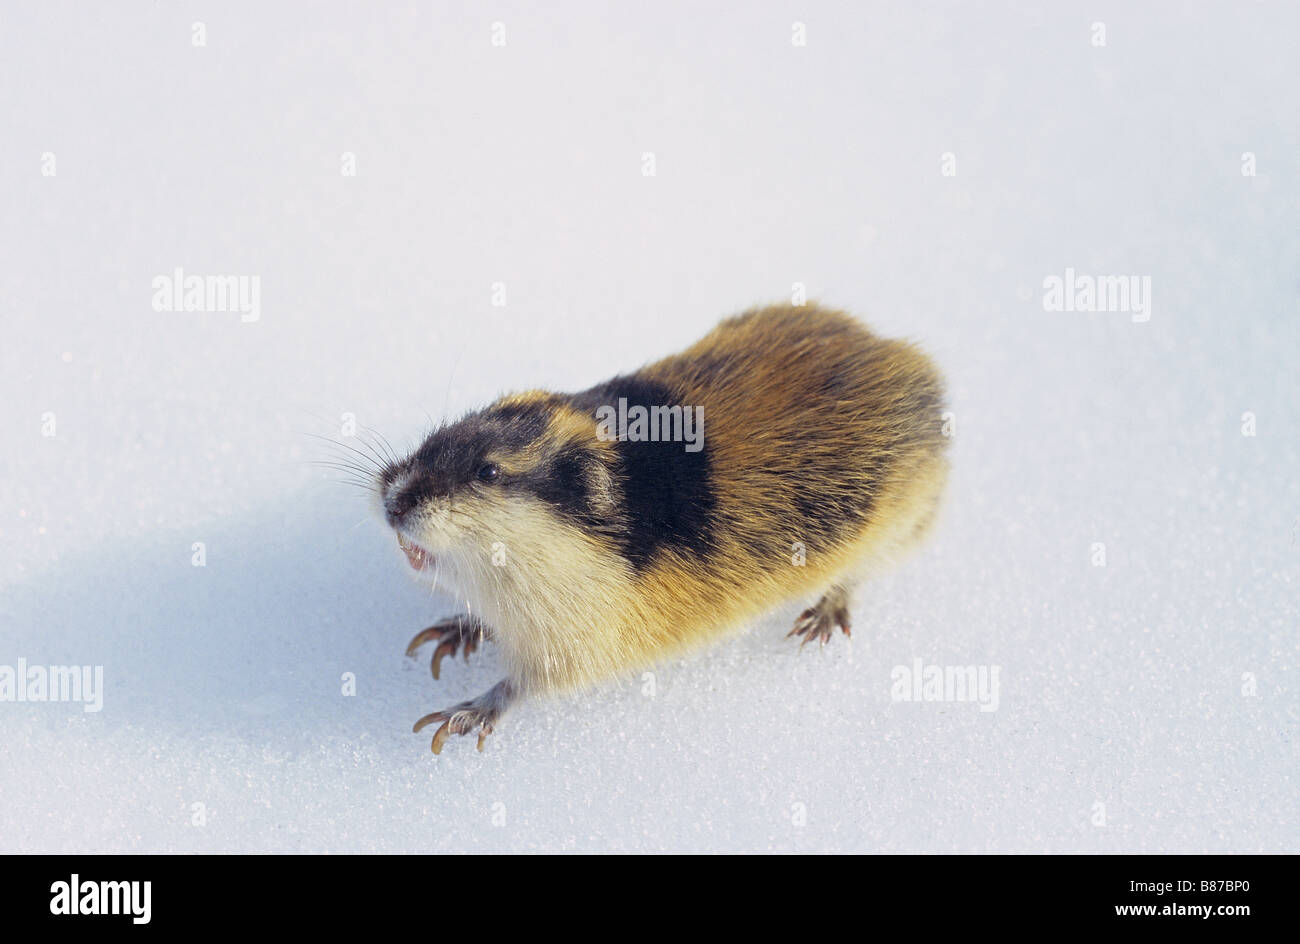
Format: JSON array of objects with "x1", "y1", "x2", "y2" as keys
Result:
[{"x1": 476, "y1": 462, "x2": 500, "y2": 483}]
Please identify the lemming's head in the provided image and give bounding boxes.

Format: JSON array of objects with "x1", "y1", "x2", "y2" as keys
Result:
[{"x1": 375, "y1": 393, "x2": 619, "y2": 575}]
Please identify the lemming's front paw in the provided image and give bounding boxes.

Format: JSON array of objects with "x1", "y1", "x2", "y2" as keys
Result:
[
  {"x1": 413, "y1": 679, "x2": 515, "y2": 754},
  {"x1": 405, "y1": 615, "x2": 490, "y2": 680}
]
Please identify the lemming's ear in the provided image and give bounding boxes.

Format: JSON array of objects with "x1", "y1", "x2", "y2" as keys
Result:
[{"x1": 547, "y1": 441, "x2": 620, "y2": 521}]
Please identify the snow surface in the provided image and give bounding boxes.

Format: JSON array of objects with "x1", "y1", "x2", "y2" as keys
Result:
[{"x1": 1, "y1": 1, "x2": 1296, "y2": 853}]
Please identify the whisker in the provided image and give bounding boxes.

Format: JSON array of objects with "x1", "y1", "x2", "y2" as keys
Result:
[
  {"x1": 308, "y1": 460, "x2": 378, "y2": 482},
  {"x1": 353, "y1": 428, "x2": 396, "y2": 470},
  {"x1": 324, "y1": 479, "x2": 375, "y2": 491},
  {"x1": 361, "y1": 425, "x2": 402, "y2": 466},
  {"x1": 300, "y1": 431, "x2": 386, "y2": 474}
]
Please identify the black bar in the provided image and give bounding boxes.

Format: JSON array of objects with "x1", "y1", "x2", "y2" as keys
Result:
[{"x1": 4, "y1": 854, "x2": 1286, "y2": 931}]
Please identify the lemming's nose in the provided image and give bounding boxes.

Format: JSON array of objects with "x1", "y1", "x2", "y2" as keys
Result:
[{"x1": 384, "y1": 485, "x2": 418, "y2": 527}]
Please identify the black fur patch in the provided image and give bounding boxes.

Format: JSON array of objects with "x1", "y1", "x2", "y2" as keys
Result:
[
  {"x1": 512, "y1": 446, "x2": 603, "y2": 530},
  {"x1": 408, "y1": 401, "x2": 548, "y2": 494},
  {"x1": 570, "y1": 375, "x2": 716, "y2": 571}
]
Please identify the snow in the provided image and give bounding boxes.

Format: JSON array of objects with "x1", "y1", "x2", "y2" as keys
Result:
[{"x1": 1, "y1": 1, "x2": 1296, "y2": 853}]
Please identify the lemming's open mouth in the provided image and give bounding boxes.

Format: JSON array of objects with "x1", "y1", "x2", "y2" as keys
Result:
[{"x1": 396, "y1": 532, "x2": 433, "y2": 571}]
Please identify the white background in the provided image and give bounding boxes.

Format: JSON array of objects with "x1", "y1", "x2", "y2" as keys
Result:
[{"x1": 1, "y1": 1, "x2": 1296, "y2": 853}]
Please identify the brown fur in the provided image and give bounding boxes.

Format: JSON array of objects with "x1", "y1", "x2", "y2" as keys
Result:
[{"x1": 587, "y1": 303, "x2": 947, "y2": 669}]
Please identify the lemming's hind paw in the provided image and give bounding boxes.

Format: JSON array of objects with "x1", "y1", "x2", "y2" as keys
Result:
[
  {"x1": 405, "y1": 616, "x2": 489, "y2": 680},
  {"x1": 413, "y1": 680, "x2": 514, "y2": 754},
  {"x1": 787, "y1": 591, "x2": 852, "y2": 649}
]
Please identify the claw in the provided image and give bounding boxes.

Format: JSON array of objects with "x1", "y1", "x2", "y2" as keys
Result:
[
  {"x1": 413, "y1": 710, "x2": 457, "y2": 753},
  {"x1": 786, "y1": 608, "x2": 816, "y2": 640},
  {"x1": 431, "y1": 721, "x2": 452, "y2": 754},
  {"x1": 416, "y1": 708, "x2": 488, "y2": 753},
  {"x1": 431, "y1": 638, "x2": 459, "y2": 680},
  {"x1": 412, "y1": 710, "x2": 447, "y2": 734},
  {"x1": 405, "y1": 625, "x2": 444, "y2": 658}
]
